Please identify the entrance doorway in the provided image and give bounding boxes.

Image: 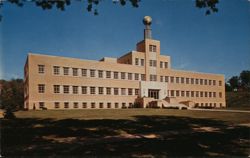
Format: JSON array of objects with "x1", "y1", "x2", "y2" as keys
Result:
[{"x1": 148, "y1": 89, "x2": 160, "y2": 99}]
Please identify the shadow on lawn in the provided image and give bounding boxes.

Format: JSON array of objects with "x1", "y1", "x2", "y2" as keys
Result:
[{"x1": 1, "y1": 115, "x2": 250, "y2": 157}]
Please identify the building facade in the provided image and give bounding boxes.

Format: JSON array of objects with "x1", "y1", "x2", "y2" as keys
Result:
[{"x1": 24, "y1": 16, "x2": 225, "y2": 110}]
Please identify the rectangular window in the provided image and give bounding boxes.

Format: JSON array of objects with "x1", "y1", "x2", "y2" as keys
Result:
[
  {"x1": 63, "y1": 67, "x2": 69, "y2": 75},
  {"x1": 54, "y1": 85, "x2": 60, "y2": 93},
  {"x1": 115, "y1": 103, "x2": 119, "y2": 108},
  {"x1": 38, "y1": 65, "x2": 45, "y2": 74},
  {"x1": 160, "y1": 76, "x2": 164, "y2": 82},
  {"x1": 114, "y1": 72, "x2": 119, "y2": 79},
  {"x1": 204, "y1": 79, "x2": 208, "y2": 85},
  {"x1": 39, "y1": 102, "x2": 44, "y2": 109},
  {"x1": 91, "y1": 102, "x2": 95, "y2": 108},
  {"x1": 72, "y1": 68, "x2": 78, "y2": 76},
  {"x1": 54, "y1": 102, "x2": 60, "y2": 109},
  {"x1": 128, "y1": 88, "x2": 133, "y2": 95},
  {"x1": 114, "y1": 88, "x2": 119, "y2": 95},
  {"x1": 150, "y1": 75, "x2": 157, "y2": 81},
  {"x1": 149, "y1": 60, "x2": 157, "y2": 67},
  {"x1": 149, "y1": 45, "x2": 157, "y2": 52},
  {"x1": 90, "y1": 87, "x2": 96, "y2": 94},
  {"x1": 213, "y1": 92, "x2": 216, "y2": 98},
  {"x1": 82, "y1": 69, "x2": 87, "y2": 77},
  {"x1": 196, "y1": 91, "x2": 199, "y2": 97},
  {"x1": 135, "y1": 73, "x2": 139, "y2": 80},
  {"x1": 99, "y1": 103, "x2": 103, "y2": 108},
  {"x1": 121, "y1": 88, "x2": 126, "y2": 95},
  {"x1": 209, "y1": 80, "x2": 212, "y2": 85},
  {"x1": 181, "y1": 91, "x2": 185, "y2": 97},
  {"x1": 213, "y1": 80, "x2": 216, "y2": 86},
  {"x1": 73, "y1": 86, "x2": 78, "y2": 94},
  {"x1": 176, "y1": 77, "x2": 180, "y2": 84},
  {"x1": 164, "y1": 62, "x2": 168, "y2": 69},
  {"x1": 38, "y1": 84, "x2": 45, "y2": 93},
  {"x1": 135, "y1": 89, "x2": 139, "y2": 95},
  {"x1": 106, "y1": 71, "x2": 111, "y2": 78},
  {"x1": 122, "y1": 103, "x2": 126, "y2": 108},
  {"x1": 219, "y1": 81, "x2": 222, "y2": 86},
  {"x1": 121, "y1": 72, "x2": 126, "y2": 79},
  {"x1": 186, "y1": 78, "x2": 190, "y2": 84},
  {"x1": 191, "y1": 78, "x2": 194, "y2": 84},
  {"x1": 205, "y1": 92, "x2": 208, "y2": 97},
  {"x1": 186, "y1": 91, "x2": 190, "y2": 97},
  {"x1": 195, "y1": 79, "x2": 199, "y2": 85},
  {"x1": 98, "y1": 87, "x2": 103, "y2": 95},
  {"x1": 53, "y1": 66, "x2": 60, "y2": 75},
  {"x1": 107, "y1": 103, "x2": 111, "y2": 108},
  {"x1": 140, "y1": 59, "x2": 144, "y2": 66},
  {"x1": 74, "y1": 102, "x2": 78, "y2": 108},
  {"x1": 98, "y1": 70, "x2": 103, "y2": 78},
  {"x1": 90, "y1": 69, "x2": 95, "y2": 77},
  {"x1": 191, "y1": 91, "x2": 194, "y2": 97},
  {"x1": 200, "y1": 91, "x2": 203, "y2": 97},
  {"x1": 135, "y1": 58, "x2": 139, "y2": 65},
  {"x1": 82, "y1": 86, "x2": 87, "y2": 94},
  {"x1": 209, "y1": 92, "x2": 212, "y2": 98},
  {"x1": 171, "y1": 90, "x2": 175, "y2": 97},
  {"x1": 160, "y1": 61, "x2": 163, "y2": 68},
  {"x1": 128, "y1": 73, "x2": 132, "y2": 80},
  {"x1": 64, "y1": 102, "x2": 69, "y2": 108},
  {"x1": 106, "y1": 87, "x2": 111, "y2": 95},
  {"x1": 165, "y1": 76, "x2": 169, "y2": 82},
  {"x1": 176, "y1": 90, "x2": 180, "y2": 97},
  {"x1": 82, "y1": 102, "x2": 87, "y2": 108},
  {"x1": 181, "y1": 77, "x2": 185, "y2": 84},
  {"x1": 63, "y1": 85, "x2": 69, "y2": 94},
  {"x1": 141, "y1": 74, "x2": 146, "y2": 81},
  {"x1": 200, "y1": 79, "x2": 203, "y2": 85}
]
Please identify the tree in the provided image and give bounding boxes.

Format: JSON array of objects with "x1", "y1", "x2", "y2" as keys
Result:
[
  {"x1": 0, "y1": 0, "x2": 219, "y2": 21},
  {"x1": 0, "y1": 79, "x2": 24, "y2": 111},
  {"x1": 225, "y1": 83, "x2": 232, "y2": 92},
  {"x1": 228, "y1": 76, "x2": 240, "y2": 91},
  {"x1": 240, "y1": 70, "x2": 250, "y2": 91}
]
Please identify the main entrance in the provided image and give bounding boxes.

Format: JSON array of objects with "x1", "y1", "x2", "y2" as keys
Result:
[{"x1": 148, "y1": 89, "x2": 160, "y2": 99}]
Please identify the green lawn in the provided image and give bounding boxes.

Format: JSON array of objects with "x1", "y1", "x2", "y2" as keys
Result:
[{"x1": 2, "y1": 109, "x2": 250, "y2": 157}]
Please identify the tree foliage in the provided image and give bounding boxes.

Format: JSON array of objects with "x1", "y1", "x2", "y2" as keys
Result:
[
  {"x1": 240, "y1": 70, "x2": 250, "y2": 90},
  {"x1": 0, "y1": 0, "x2": 219, "y2": 21},
  {"x1": 228, "y1": 76, "x2": 240, "y2": 90},
  {"x1": 0, "y1": 79, "x2": 24, "y2": 111},
  {"x1": 227, "y1": 70, "x2": 250, "y2": 92}
]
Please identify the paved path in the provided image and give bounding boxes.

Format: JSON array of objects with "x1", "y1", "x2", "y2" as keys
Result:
[{"x1": 190, "y1": 108, "x2": 250, "y2": 113}]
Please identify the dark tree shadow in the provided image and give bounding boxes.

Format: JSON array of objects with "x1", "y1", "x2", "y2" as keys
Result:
[{"x1": 1, "y1": 115, "x2": 250, "y2": 157}]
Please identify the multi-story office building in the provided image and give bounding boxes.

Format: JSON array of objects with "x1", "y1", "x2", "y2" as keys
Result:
[{"x1": 24, "y1": 16, "x2": 225, "y2": 110}]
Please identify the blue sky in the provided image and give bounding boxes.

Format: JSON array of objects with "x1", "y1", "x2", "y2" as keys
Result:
[{"x1": 1, "y1": 0, "x2": 250, "y2": 81}]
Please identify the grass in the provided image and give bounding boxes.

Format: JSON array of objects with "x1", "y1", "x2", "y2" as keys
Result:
[
  {"x1": 2, "y1": 109, "x2": 250, "y2": 157},
  {"x1": 14, "y1": 109, "x2": 250, "y2": 124}
]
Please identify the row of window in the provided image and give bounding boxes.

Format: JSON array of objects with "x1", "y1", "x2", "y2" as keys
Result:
[
  {"x1": 160, "y1": 76, "x2": 222, "y2": 86},
  {"x1": 39, "y1": 65, "x2": 146, "y2": 81},
  {"x1": 38, "y1": 102, "x2": 133, "y2": 109},
  {"x1": 134, "y1": 58, "x2": 168, "y2": 69},
  {"x1": 38, "y1": 65, "x2": 222, "y2": 85},
  {"x1": 195, "y1": 103, "x2": 223, "y2": 108},
  {"x1": 38, "y1": 84, "x2": 140, "y2": 96},
  {"x1": 169, "y1": 90, "x2": 222, "y2": 98}
]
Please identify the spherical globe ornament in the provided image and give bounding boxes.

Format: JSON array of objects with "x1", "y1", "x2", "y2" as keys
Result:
[{"x1": 143, "y1": 16, "x2": 152, "y2": 25}]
